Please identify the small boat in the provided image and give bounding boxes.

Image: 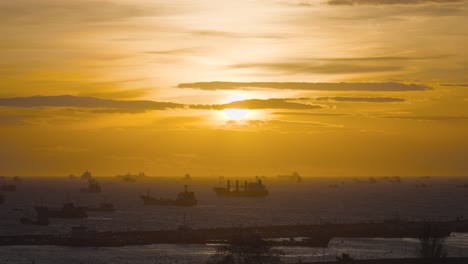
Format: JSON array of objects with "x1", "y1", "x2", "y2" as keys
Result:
[{"x1": 141, "y1": 186, "x2": 197, "y2": 207}]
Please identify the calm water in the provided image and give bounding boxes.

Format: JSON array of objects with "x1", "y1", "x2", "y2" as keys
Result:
[{"x1": 1, "y1": 176, "x2": 468, "y2": 263}]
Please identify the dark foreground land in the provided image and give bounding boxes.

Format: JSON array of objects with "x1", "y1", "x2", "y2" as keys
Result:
[{"x1": 307, "y1": 258, "x2": 468, "y2": 264}]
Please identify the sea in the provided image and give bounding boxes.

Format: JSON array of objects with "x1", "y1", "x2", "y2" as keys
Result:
[{"x1": 1, "y1": 176, "x2": 468, "y2": 264}]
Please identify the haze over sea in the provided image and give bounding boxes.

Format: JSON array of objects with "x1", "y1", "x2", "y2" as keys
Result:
[{"x1": 1, "y1": 176, "x2": 468, "y2": 263}]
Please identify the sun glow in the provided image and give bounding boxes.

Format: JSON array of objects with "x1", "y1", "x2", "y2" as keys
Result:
[{"x1": 223, "y1": 95, "x2": 249, "y2": 119}]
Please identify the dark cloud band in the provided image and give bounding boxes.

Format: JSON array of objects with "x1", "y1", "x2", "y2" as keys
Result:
[
  {"x1": 0, "y1": 95, "x2": 322, "y2": 111},
  {"x1": 177, "y1": 82, "x2": 430, "y2": 91}
]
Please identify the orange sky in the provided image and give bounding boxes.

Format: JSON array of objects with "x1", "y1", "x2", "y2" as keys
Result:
[{"x1": 0, "y1": 0, "x2": 467, "y2": 176}]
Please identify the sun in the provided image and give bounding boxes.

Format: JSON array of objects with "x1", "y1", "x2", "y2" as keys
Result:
[{"x1": 223, "y1": 95, "x2": 249, "y2": 119}]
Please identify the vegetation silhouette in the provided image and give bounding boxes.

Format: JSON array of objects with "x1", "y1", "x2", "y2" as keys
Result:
[{"x1": 417, "y1": 223, "x2": 447, "y2": 263}]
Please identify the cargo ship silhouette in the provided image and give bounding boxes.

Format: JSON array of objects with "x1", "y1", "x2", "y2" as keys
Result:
[
  {"x1": 213, "y1": 178, "x2": 269, "y2": 197},
  {"x1": 141, "y1": 185, "x2": 197, "y2": 207}
]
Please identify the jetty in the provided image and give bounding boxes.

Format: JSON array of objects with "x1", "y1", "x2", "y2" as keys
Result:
[{"x1": 2, "y1": 218, "x2": 468, "y2": 248}]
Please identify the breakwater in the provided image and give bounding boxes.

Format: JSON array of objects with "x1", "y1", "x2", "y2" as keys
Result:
[{"x1": 1, "y1": 219, "x2": 468, "y2": 248}]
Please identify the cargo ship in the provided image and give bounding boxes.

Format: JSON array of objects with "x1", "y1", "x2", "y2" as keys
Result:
[
  {"x1": 213, "y1": 178, "x2": 269, "y2": 197},
  {"x1": 141, "y1": 186, "x2": 197, "y2": 206},
  {"x1": 81, "y1": 170, "x2": 92, "y2": 180}
]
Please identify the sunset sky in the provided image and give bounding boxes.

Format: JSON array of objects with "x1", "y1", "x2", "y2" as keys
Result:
[{"x1": 1, "y1": 0, "x2": 467, "y2": 177}]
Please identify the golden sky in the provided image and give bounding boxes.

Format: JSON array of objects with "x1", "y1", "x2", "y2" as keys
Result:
[{"x1": 1, "y1": 0, "x2": 467, "y2": 177}]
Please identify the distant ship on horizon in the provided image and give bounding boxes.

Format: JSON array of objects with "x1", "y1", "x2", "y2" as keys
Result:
[
  {"x1": 141, "y1": 185, "x2": 197, "y2": 207},
  {"x1": 116, "y1": 172, "x2": 146, "y2": 183},
  {"x1": 278, "y1": 172, "x2": 302, "y2": 182},
  {"x1": 81, "y1": 170, "x2": 92, "y2": 180},
  {"x1": 213, "y1": 178, "x2": 269, "y2": 197}
]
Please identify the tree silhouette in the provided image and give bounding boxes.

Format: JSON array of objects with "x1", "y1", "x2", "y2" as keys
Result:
[{"x1": 417, "y1": 223, "x2": 447, "y2": 262}]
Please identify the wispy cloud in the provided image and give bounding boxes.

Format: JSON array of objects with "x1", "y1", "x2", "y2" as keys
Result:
[
  {"x1": 0, "y1": 95, "x2": 323, "y2": 112},
  {"x1": 314, "y1": 97, "x2": 405, "y2": 102},
  {"x1": 0, "y1": 0, "x2": 153, "y2": 26},
  {"x1": 327, "y1": 0, "x2": 466, "y2": 5},
  {"x1": 272, "y1": 112, "x2": 350, "y2": 117},
  {"x1": 382, "y1": 115, "x2": 468, "y2": 121},
  {"x1": 231, "y1": 61, "x2": 402, "y2": 74},
  {"x1": 441, "y1": 84, "x2": 468, "y2": 87},
  {"x1": 192, "y1": 98, "x2": 322, "y2": 110},
  {"x1": 145, "y1": 47, "x2": 209, "y2": 55},
  {"x1": 178, "y1": 82, "x2": 430, "y2": 91},
  {"x1": 0, "y1": 95, "x2": 184, "y2": 111}
]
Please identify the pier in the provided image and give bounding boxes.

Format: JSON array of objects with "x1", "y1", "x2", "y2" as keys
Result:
[{"x1": 1, "y1": 219, "x2": 468, "y2": 248}]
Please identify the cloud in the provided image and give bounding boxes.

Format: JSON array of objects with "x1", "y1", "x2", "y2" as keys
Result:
[
  {"x1": 227, "y1": 56, "x2": 446, "y2": 75},
  {"x1": 441, "y1": 84, "x2": 468, "y2": 87},
  {"x1": 0, "y1": 0, "x2": 152, "y2": 26},
  {"x1": 231, "y1": 61, "x2": 402, "y2": 74},
  {"x1": 145, "y1": 47, "x2": 209, "y2": 55},
  {"x1": 313, "y1": 55, "x2": 448, "y2": 62},
  {"x1": 192, "y1": 98, "x2": 322, "y2": 110},
  {"x1": 0, "y1": 95, "x2": 184, "y2": 111},
  {"x1": 298, "y1": 2, "x2": 313, "y2": 7},
  {"x1": 272, "y1": 112, "x2": 350, "y2": 117},
  {"x1": 315, "y1": 97, "x2": 405, "y2": 102},
  {"x1": 382, "y1": 115, "x2": 468, "y2": 121},
  {"x1": 190, "y1": 30, "x2": 286, "y2": 39},
  {"x1": 177, "y1": 82, "x2": 430, "y2": 91},
  {"x1": 0, "y1": 115, "x2": 27, "y2": 125},
  {"x1": 222, "y1": 119, "x2": 343, "y2": 132},
  {"x1": 327, "y1": 0, "x2": 466, "y2": 5},
  {"x1": 0, "y1": 95, "x2": 323, "y2": 112}
]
